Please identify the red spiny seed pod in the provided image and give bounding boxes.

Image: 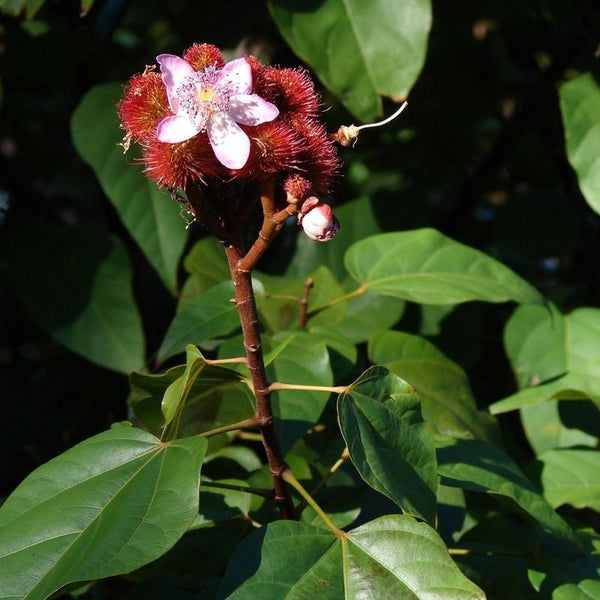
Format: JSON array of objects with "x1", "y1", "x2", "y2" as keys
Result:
[
  {"x1": 118, "y1": 71, "x2": 168, "y2": 143},
  {"x1": 289, "y1": 114, "x2": 341, "y2": 193},
  {"x1": 118, "y1": 43, "x2": 341, "y2": 195},
  {"x1": 142, "y1": 135, "x2": 223, "y2": 189},
  {"x1": 264, "y1": 66, "x2": 320, "y2": 118},
  {"x1": 284, "y1": 175, "x2": 313, "y2": 202},
  {"x1": 182, "y1": 43, "x2": 225, "y2": 72},
  {"x1": 237, "y1": 120, "x2": 304, "y2": 178}
]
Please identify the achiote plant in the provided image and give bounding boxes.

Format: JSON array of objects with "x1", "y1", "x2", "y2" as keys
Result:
[{"x1": 1, "y1": 12, "x2": 599, "y2": 597}]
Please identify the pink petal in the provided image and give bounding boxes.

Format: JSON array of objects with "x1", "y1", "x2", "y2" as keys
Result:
[
  {"x1": 217, "y1": 57, "x2": 252, "y2": 95},
  {"x1": 207, "y1": 112, "x2": 250, "y2": 169},
  {"x1": 156, "y1": 114, "x2": 199, "y2": 143},
  {"x1": 157, "y1": 54, "x2": 195, "y2": 113},
  {"x1": 228, "y1": 94, "x2": 279, "y2": 126}
]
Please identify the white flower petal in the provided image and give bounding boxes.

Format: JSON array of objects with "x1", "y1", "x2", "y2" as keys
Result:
[
  {"x1": 207, "y1": 112, "x2": 250, "y2": 169},
  {"x1": 157, "y1": 54, "x2": 195, "y2": 113},
  {"x1": 156, "y1": 114, "x2": 199, "y2": 143},
  {"x1": 229, "y1": 94, "x2": 279, "y2": 126},
  {"x1": 218, "y1": 57, "x2": 252, "y2": 95}
]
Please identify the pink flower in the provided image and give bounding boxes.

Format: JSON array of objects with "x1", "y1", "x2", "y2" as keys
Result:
[
  {"x1": 300, "y1": 197, "x2": 340, "y2": 242},
  {"x1": 156, "y1": 54, "x2": 279, "y2": 169}
]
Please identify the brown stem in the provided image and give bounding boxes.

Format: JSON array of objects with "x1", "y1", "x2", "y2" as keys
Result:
[
  {"x1": 298, "y1": 277, "x2": 314, "y2": 328},
  {"x1": 223, "y1": 241, "x2": 294, "y2": 519}
]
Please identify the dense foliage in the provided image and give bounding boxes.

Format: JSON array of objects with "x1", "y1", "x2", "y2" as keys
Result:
[{"x1": 1, "y1": 1, "x2": 599, "y2": 599}]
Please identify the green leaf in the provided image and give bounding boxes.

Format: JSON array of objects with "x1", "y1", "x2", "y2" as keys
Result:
[
  {"x1": 7, "y1": 223, "x2": 145, "y2": 373},
  {"x1": 161, "y1": 345, "x2": 245, "y2": 432},
  {"x1": 436, "y1": 437, "x2": 577, "y2": 546},
  {"x1": 268, "y1": 0, "x2": 432, "y2": 121},
  {"x1": 519, "y1": 400, "x2": 598, "y2": 456},
  {"x1": 218, "y1": 515, "x2": 484, "y2": 599},
  {"x1": 269, "y1": 331, "x2": 334, "y2": 453},
  {"x1": 158, "y1": 281, "x2": 240, "y2": 362},
  {"x1": 345, "y1": 228, "x2": 544, "y2": 305},
  {"x1": 0, "y1": 423, "x2": 207, "y2": 600},
  {"x1": 559, "y1": 72, "x2": 600, "y2": 215},
  {"x1": 129, "y1": 358, "x2": 251, "y2": 449},
  {"x1": 529, "y1": 448, "x2": 600, "y2": 512},
  {"x1": 71, "y1": 83, "x2": 187, "y2": 293},
  {"x1": 369, "y1": 330, "x2": 497, "y2": 441},
  {"x1": 338, "y1": 366, "x2": 438, "y2": 524},
  {"x1": 489, "y1": 362, "x2": 600, "y2": 415}
]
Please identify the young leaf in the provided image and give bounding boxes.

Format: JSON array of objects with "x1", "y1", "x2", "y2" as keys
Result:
[
  {"x1": 0, "y1": 423, "x2": 207, "y2": 600},
  {"x1": 338, "y1": 366, "x2": 438, "y2": 525},
  {"x1": 529, "y1": 448, "x2": 600, "y2": 512},
  {"x1": 71, "y1": 83, "x2": 187, "y2": 293},
  {"x1": 161, "y1": 345, "x2": 245, "y2": 431},
  {"x1": 345, "y1": 229, "x2": 544, "y2": 305},
  {"x1": 368, "y1": 330, "x2": 497, "y2": 441},
  {"x1": 436, "y1": 437, "x2": 578, "y2": 547},
  {"x1": 218, "y1": 515, "x2": 485, "y2": 599},
  {"x1": 559, "y1": 72, "x2": 600, "y2": 215},
  {"x1": 157, "y1": 281, "x2": 240, "y2": 362},
  {"x1": 268, "y1": 0, "x2": 432, "y2": 121},
  {"x1": 7, "y1": 223, "x2": 145, "y2": 373}
]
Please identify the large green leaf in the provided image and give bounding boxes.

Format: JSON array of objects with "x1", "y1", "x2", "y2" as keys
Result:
[
  {"x1": 7, "y1": 223, "x2": 145, "y2": 373},
  {"x1": 0, "y1": 423, "x2": 207, "y2": 600},
  {"x1": 345, "y1": 229, "x2": 544, "y2": 305},
  {"x1": 369, "y1": 330, "x2": 496, "y2": 440},
  {"x1": 268, "y1": 0, "x2": 432, "y2": 121},
  {"x1": 157, "y1": 281, "x2": 240, "y2": 362},
  {"x1": 71, "y1": 83, "x2": 187, "y2": 293},
  {"x1": 529, "y1": 448, "x2": 600, "y2": 512},
  {"x1": 559, "y1": 73, "x2": 600, "y2": 215},
  {"x1": 338, "y1": 366, "x2": 438, "y2": 524},
  {"x1": 218, "y1": 515, "x2": 484, "y2": 599},
  {"x1": 437, "y1": 437, "x2": 577, "y2": 546}
]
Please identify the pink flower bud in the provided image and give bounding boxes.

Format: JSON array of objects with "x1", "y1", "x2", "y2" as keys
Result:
[{"x1": 300, "y1": 201, "x2": 340, "y2": 242}]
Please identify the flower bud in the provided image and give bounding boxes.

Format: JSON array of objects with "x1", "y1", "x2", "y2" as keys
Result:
[{"x1": 300, "y1": 201, "x2": 340, "y2": 242}]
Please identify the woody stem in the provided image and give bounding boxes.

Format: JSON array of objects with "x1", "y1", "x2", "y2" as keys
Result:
[{"x1": 223, "y1": 240, "x2": 294, "y2": 520}]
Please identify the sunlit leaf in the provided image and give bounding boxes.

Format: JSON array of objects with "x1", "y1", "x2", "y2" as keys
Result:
[
  {"x1": 345, "y1": 229, "x2": 544, "y2": 305},
  {"x1": 268, "y1": 0, "x2": 432, "y2": 121},
  {"x1": 338, "y1": 366, "x2": 438, "y2": 524},
  {"x1": 560, "y1": 72, "x2": 600, "y2": 215},
  {"x1": 0, "y1": 423, "x2": 207, "y2": 600},
  {"x1": 369, "y1": 330, "x2": 497, "y2": 440},
  {"x1": 218, "y1": 515, "x2": 484, "y2": 599},
  {"x1": 71, "y1": 83, "x2": 187, "y2": 293},
  {"x1": 529, "y1": 448, "x2": 600, "y2": 512},
  {"x1": 7, "y1": 223, "x2": 145, "y2": 373}
]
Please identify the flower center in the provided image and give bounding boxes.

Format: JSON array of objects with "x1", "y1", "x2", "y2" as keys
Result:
[{"x1": 175, "y1": 65, "x2": 230, "y2": 132}]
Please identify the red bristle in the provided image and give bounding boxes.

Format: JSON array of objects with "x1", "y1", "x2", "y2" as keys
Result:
[
  {"x1": 265, "y1": 66, "x2": 320, "y2": 118},
  {"x1": 183, "y1": 43, "x2": 225, "y2": 71},
  {"x1": 118, "y1": 72, "x2": 168, "y2": 142}
]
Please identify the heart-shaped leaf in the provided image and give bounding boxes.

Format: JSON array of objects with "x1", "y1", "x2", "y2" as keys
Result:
[
  {"x1": 0, "y1": 423, "x2": 207, "y2": 600},
  {"x1": 218, "y1": 515, "x2": 484, "y2": 599},
  {"x1": 338, "y1": 366, "x2": 438, "y2": 524},
  {"x1": 345, "y1": 229, "x2": 544, "y2": 305},
  {"x1": 268, "y1": 0, "x2": 432, "y2": 121},
  {"x1": 559, "y1": 72, "x2": 600, "y2": 215}
]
